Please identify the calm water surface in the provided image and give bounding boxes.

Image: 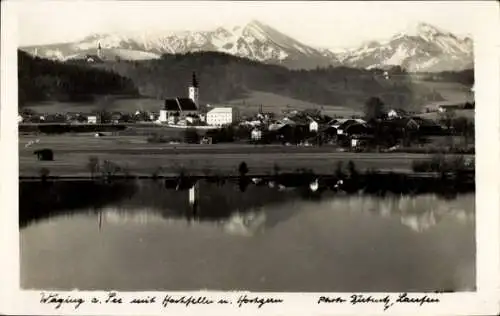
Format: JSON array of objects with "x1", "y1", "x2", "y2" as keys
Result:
[{"x1": 20, "y1": 179, "x2": 475, "y2": 292}]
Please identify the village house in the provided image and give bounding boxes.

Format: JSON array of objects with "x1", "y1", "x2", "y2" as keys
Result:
[
  {"x1": 308, "y1": 118, "x2": 319, "y2": 132},
  {"x1": 387, "y1": 108, "x2": 409, "y2": 119},
  {"x1": 251, "y1": 129, "x2": 263, "y2": 141},
  {"x1": 425, "y1": 101, "x2": 468, "y2": 113},
  {"x1": 87, "y1": 115, "x2": 100, "y2": 124},
  {"x1": 334, "y1": 119, "x2": 366, "y2": 135},
  {"x1": 410, "y1": 117, "x2": 444, "y2": 135},
  {"x1": 159, "y1": 72, "x2": 200, "y2": 124},
  {"x1": 351, "y1": 135, "x2": 375, "y2": 150},
  {"x1": 110, "y1": 112, "x2": 123, "y2": 124}
]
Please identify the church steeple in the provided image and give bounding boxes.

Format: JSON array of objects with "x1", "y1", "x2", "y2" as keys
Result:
[
  {"x1": 97, "y1": 42, "x2": 102, "y2": 59},
  {"x1": 188, "y1": 71, "x2": 199, "y2": 108},
  {"x1": 192, "y1": 72, "x2": 198, "y2": 88}
]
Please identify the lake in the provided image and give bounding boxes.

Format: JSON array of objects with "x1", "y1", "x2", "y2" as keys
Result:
[{"x1": 20, "y1": 179, "x2": 475, "y2": 292}]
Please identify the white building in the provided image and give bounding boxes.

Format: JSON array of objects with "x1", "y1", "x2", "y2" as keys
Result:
[
  {"x1": 206, "y1": 107, "x2": 238, "y2": 126},
  {"x1": 251, "y1": 129, "x2": 262, "y2": 141},
  {"x1": 387, "y1": 108, "x2": 408, "y2": 119},
  {"x1": 309, "y1": 120, "x2": 319, "y2": 132},
  {"x1": 87, "y1": 115, "x2": 99, "y2": 124}
]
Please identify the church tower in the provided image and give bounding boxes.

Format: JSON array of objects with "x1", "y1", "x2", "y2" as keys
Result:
[
  {"x1": 188, "y1": 72, "x2": 199, "y2": 108},
  {"x1": 97, "y1": 42, "x2": 102, "y2": 59}
]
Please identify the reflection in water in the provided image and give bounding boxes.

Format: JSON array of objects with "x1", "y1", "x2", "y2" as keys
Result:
[
  {"x1": 93, "y1": 192, "x2": 474, "y2": 235},
  {"x1": 20, "y1": 179, "x2": 475, "y2": 292}
]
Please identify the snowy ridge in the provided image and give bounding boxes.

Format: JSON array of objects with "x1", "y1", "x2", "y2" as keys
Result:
[
  {"x1": 21, "y1": 20, "x2": 472, "y2": 72},
  {"x1": 327, "y1": 22, "x2": 473, "y2": 72},
  {"x1": 21, "y1": 20, "x2": 333, "y2": 69}
]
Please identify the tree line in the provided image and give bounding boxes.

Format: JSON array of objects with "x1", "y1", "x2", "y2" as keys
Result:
[
  {"x1": 98, "y1": 51, "x2": 445, "y2": 110},
  {"x1": 18, "y1": 50, "x2": 139, "y2": 106}
]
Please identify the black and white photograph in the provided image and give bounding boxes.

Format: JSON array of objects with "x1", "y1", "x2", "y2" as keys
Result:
[{"x1": 1, "y1": 0, "x2": 500, "y2": 314}]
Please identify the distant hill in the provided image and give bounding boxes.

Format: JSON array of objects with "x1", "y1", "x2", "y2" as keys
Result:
[
  {"x1": 18, "y1": 50, "x2": 139, "y2": 106},
  {"x1": 89, "y1": 51, "x2": 445, "y2": 110},
  {"x1": 414, "y1": 69, "x2": 474, "y2": 86}
]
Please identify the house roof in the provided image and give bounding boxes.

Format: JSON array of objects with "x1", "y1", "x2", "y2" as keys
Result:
[
  {"x1": 164, "y1": 98, "x2": 198, "y2": 111},
  {"x1": 345, "y1": 122, "x2": 372, "y2": 133},
  {"x1": 269, "y1": 123, "x2": 292, "y2": 131},
  {"x1": 207, "y1": 107, "x2": 233, "y2": 114},
  {"x1": 411, "y1": 116, "x2": 440, "y2": 127},
  {"x1": 287, "y1": 116, "x2": 309, "y2": 125},
  {"x1": 388, "y1": 108, "x2": 409, "y2": 115},
  {"x1": 381, "y1": 118, "x2": 419, "y2": 129},
  {"x1": 425, "y1": 100, "x2": 469, "y2": 109},
  {"x1": 337, "y1": 119, "x2": 359, "y2": 130}
]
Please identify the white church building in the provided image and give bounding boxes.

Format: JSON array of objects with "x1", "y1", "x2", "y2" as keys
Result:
[{"x1": 159, "y1": 72, "x2": 200, "y2": 124}]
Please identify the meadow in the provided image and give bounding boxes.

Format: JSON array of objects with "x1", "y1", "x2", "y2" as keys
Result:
[
  {"x1": 24, "y1": 93, "x2": 362, "y2": 118},
  {"x1": 19, "y1": 133, "x2": 473, "y2": 177}
]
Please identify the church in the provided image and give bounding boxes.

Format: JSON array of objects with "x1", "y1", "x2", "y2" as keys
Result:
[
  {"x1": 82, "y1": 42, "x2": 105, "y2": 63},
  {"x1": 159, "y1": 72, "x2": 200, "y2": 124}
]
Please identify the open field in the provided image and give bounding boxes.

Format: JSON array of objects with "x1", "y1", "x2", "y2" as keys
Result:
[
  {"x1": 19, "y1": 134, "x2": 473, "y2": 177},
  {"x1": 418, "y1": 109, "x2": 475, "y2": 121},
  {"x1": 23, "y1": 92, "x2": 363, "y2": 118},
  {"x1": 225, "y1": 91, "x2": 362, "y2": 117},
  {"x1": 413, "y1": 80, "x2": 474, "y2": 104},
  {"x1": 22, "y1": 96, "x2": 162, "y2": 114}
]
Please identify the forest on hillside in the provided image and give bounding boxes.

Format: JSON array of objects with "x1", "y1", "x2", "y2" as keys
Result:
[
  {"x1": 18, "y1": 50, "x2": 138, "y2": 106},
  {"x1": 92, "y1": 52, "x2": 445, "y2": 110},
  {"x1": 415, "y1": 69, "x2": 474, "y2": 86},
  {"x1": 18, "y1": 51, "x2": 475, "y2": 110}
]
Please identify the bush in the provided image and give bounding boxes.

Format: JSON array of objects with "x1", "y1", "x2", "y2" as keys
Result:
[
  {"x1": 183, "y1": 128, "x2": 200, "y2": 144},
  {"x1": 147, "y1": 134, "x2": 181, "y2": 144},
  {"x1": 273, "y1": 163, "x2": 281, "y2": 175},
  {"x1": 238, "y1": 161, "x2": 249, "y2": 176},
  {"x1": 39, "y1": 167, "x2": 50, "y2": 180},
  {"x1": 147, "y1": 134, "x2": 168, "y2": 143},
  {"x1": 101, "y1": 160, "x2": 121, "y2": 177},
  {"x1": 87, "y1": 156, "x2": 100, "y2": 177},
  {"x1": 412, "y1": 154, "x2": 471, "y2": 173},
  {"x1": 151, "y1": 166, "x2": 163, "y2": 179}
]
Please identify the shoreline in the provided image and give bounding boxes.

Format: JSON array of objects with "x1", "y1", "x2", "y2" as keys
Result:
[{"x1": 19, "y1": 170, "x2": 474, "y2": 181}]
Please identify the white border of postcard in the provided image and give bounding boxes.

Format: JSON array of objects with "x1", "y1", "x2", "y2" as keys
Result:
[{"x1": 1, "y1": 1, "x2": 499, "y2": 315}]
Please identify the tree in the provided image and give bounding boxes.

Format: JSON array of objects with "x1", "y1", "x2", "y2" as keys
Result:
[
  {"x1": 183, "y1": 128, "x2": 200, "y2": 144},
  {"x1": 364, "y1": 97, "x2": 385, "y2": 121},
  {"x1": 101, "y1": 160, "x2": 121, "y2": 178},
  {"x1": 238, "y1": 161, "x2": 249, "y2": 176},
  {"x1": 87, "y1": 156, "x2": 100, "y2": 178},
  {"x1": 39, "y1": 167, "x2": 50, "y2": 182}
]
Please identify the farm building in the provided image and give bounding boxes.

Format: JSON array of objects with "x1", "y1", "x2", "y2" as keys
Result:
[
  {"x1": 387, "y1": 108, "x2": 409, "y2": 119},
  {"x1": 424, "y1": 101, "x2": 470, "y2": 113},
  {"x1": 34, "y1": 149, "x2": 54, "y2": 161},
  {"x1": 87, "y1": 115, "x2": 100, "y2": 124}
]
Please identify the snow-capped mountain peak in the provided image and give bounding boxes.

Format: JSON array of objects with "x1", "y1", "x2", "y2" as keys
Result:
[
  {"x1": 337, "y1": 22, "x2": 473, "y2": 72},
  {"x1": 20, "y1": 20, "x2": 473, "y2": 72}
]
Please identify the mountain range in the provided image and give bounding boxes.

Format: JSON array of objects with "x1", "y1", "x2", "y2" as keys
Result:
[{"x1": 20, "y1": 20, "x2": 473, "y2": 72}]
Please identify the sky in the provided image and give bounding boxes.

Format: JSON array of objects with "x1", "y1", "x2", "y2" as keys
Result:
[{"x1": 14, "y1": 1, "x2": 485, "y2": 48}]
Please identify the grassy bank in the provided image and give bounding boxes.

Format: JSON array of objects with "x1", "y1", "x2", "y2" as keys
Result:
[{"x1": 19, "y1": 134, "x2": 474, "y2": 178}]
